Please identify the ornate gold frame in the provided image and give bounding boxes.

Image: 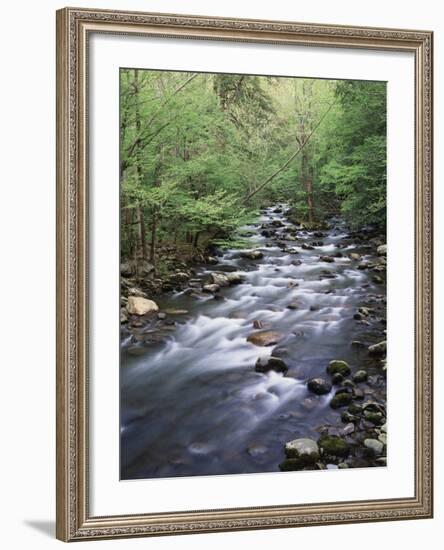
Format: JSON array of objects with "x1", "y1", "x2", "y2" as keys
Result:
[{"x1": 56, "y1": 7, "x2": 433, "y2": 542}]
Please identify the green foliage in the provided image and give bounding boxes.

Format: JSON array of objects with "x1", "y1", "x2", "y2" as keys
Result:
[
  {"x1": 320, "y1": 81, "x2": 387, "y2": 227},
  {"x1": 120, "y1": 69, "x2": 387, "y2": 266}
]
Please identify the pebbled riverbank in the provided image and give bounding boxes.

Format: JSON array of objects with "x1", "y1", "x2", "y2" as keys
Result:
[{"x1": 120, "y1": 205, "x2": 387, "y2": 479}]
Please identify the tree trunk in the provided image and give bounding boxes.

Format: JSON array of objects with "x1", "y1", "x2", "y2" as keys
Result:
[
  {"x1": 134, "y1": 69, "x2": 148, "y2": 260},
  {"x1": 193, "y1": 231, "x2": 200, "y2": 250},
  {"x1": 150, "y1": 211, "x2": 157, "y2": 266},
  {"x1": 302, "y1": 148, "x2": 315, "y2": 223},
  {"x1": 306, "y1": 173, "x2": 315, "y2": 223}
]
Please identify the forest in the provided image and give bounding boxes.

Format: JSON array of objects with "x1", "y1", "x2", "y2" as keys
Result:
[{"x1": 120, "y1": 70, "x2": 386, "y2": 273}]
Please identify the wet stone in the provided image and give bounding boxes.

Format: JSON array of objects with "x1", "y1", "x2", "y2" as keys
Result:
[{"x1": 307, "y1": 377, "x2": 332, "y2": 395}]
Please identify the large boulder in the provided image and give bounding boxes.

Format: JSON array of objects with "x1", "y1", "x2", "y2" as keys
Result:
[
  {"x1": 126, "y1": 296, "x2": 159, "y2": 316},
  {"x1": 247, "y1": 331, "x2": 283, "y2": 347},
  {"x1": 377, "y1": 244, "x2": 387, "y2": 256}
]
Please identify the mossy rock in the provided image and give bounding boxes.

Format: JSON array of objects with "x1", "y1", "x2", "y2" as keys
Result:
[
  {"x1": 331, "y1": 373, "x2": 344, "y2": 385},
  {"x1": 352, "y1": 370, "x2": 368, "y2": 383},
  {"x1": 341, "y1": 411, "x2": 359, "y2": 423},
  {"x1": 330, "y1": 391, "x2": 353, "y2": 409},
  {"x1": 327, "y1": 360, "x2": 351, "y2": 377},
  {"x1": 279, "y1": 458, "x2": 306, "y2": 471},
  {"x1": 318, "y1": 435, "x2": 350, "y2": 459},
  {"x1": 348, "y1": 403, "x2": 363, "y2": 415},
  {"x1": 363, "y1": 411, "x2": 384, "y2": 425}
]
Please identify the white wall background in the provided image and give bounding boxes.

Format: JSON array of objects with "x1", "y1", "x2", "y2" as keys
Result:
[{"x1": 0, "y1": 0, "x2": 441, "y2": 547}]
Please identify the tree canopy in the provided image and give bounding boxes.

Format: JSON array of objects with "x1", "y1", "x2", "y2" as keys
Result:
[{"x1": 120, "y1": 69, "x2": 386, "y2": 267}]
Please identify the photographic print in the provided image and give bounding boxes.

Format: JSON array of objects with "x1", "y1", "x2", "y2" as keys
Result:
[{"x1": 119, "y1": 69, "x2": 387, "y2": 480}]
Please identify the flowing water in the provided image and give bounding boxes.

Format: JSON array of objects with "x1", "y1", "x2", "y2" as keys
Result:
[{"x1": 120, "y1": 205, "x2": 386, "y2": 479}]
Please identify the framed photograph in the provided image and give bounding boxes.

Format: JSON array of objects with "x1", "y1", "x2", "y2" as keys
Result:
[{"x1": 56, "y1": 7, "x2": 433, "y2": 542}]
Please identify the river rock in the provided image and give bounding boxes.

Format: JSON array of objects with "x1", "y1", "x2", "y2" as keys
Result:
[
  {"x1": 226, "y1": 273, "x2": 243, "y2": 285},
  {"x1": 320, "y1": 255, "x2": 334, "y2": 263},
  {"x1": 164, "y1": 308, "x2": 188, "y2": 315},
  {"x1": 127, "y1": 286, "x2": 147, "y2": 298},
  {"x1": 120, "y1": 308, "x2": 128, "y2": 323},
  {"x1": 203, "y1": 284, "x2": 220, "y2": 294},
  {"x1": 364, "y1": 438, "x2": 384, "y2": 455},
  {"x1": 240, "y1": 250, "x2": 264, "y2": 260},
  {"x1": 301, "y1": 243, "x2": 314, "y2": 250},
  {"x1": 377, "y1": 244, "x2": 387, "y2": 256},
  {"x1": 284, "y1": 438, "x2": 319, "y2": 464},
  {"x1": 307, "y1": 377, "x2": 332, "y2": 395},
  {"x1": 352, "y1": 370, "x2": 368, "y2": 383},
  {"x1": 318, "y1": 435, "x2": 350, "y2": 459},
  {"x1": 127, "y1": 296, "x2": 159, "y2": 316},
  {"x1": 331, "y1": 373, "x2": 344, "y2": 385},
  {"x1": 168, "y1": 271, "x2": 190, "y2": 283},
  {"x1": 291, "y1": 259, "x2": 302, "y2": 266},
  {"x1": 210, "y1": 272, "x2": 230, "y2": 287},
  {"x1": 341, "y1": 422, "x2": 355, "y2": 436},
  {"x1": 327, "y1": 360, "x2": 351, "y2": 377},
  {"x1": 255, "y1": 356, "x2": 288, "y2": 374},
  {"x1": 330, "y1": 390, "x2": 353, "y2": 409},
  {"x1": 349, "y1": 252, "x2": 361, "y2": 261},
  {"x1": 368, "y1": 341, "x2": 386, "y2": 356},
  {"x1": 287, "y1": 298, "x2": 304, "y2": 310},
  {"x1": 247, "y1": 331, "x2": 283, "y2": 346}
]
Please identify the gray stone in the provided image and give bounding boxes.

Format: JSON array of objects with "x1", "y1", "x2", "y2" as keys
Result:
[
  {"x1": 341, "y1": 423, "x2": 355, "y2": 436},
  {"x1": 284, "y1": 438, "x2": 319, "y2": 463},
  {"x1": 127, "y1": 296, "x2": 159, "y2": 316},
  {"x1": 364, "y1": 438, "x2": 384, "y2": 454},
  {"x1": 226, "y1": 273, "x2": 244, "y2": 285},
  {"x1": 368, "y1": 341, "x2": 387, "y2": 356},
  {"x1": 210, "y1": 272, "x2": 230, "y2": 287}
]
